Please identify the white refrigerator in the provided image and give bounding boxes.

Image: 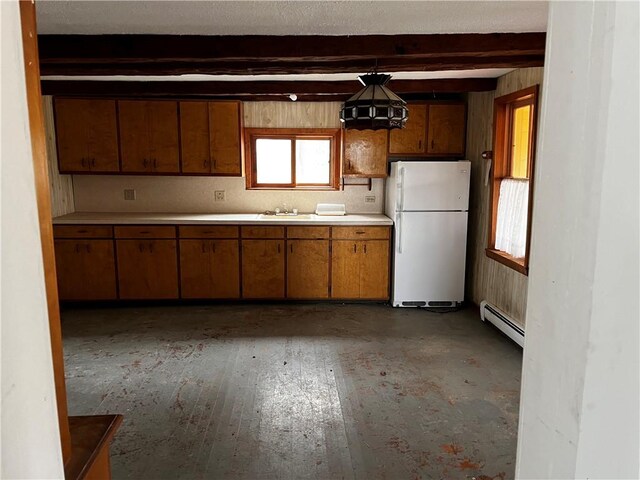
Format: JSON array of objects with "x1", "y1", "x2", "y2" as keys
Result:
[{"x1": 385, "y1": 161, "x2": 471, "y2": 307}]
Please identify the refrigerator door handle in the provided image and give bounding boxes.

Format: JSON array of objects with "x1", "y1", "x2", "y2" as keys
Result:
[
  {"x1": 397, "y1": 167, "x2": 405, "y2": 212},
  {"x1": 396, "y1": 212, "x2": 403, "y2": 254}
]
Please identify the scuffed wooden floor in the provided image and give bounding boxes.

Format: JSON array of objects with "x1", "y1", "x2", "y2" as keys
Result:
[{"x1": 62, "y1": 304, "x2": 521, "y2": 479}]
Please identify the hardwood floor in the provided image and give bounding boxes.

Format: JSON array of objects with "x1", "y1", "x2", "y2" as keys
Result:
[{"x1": 61, "y1": 304, "x2": 521, "y2": 479}]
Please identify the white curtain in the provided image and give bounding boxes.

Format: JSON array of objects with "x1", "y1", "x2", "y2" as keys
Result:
[{"x1": 495, "y1": 178, "x2": 529, "y2": 258}]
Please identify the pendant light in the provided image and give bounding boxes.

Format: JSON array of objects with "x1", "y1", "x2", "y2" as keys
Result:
[{"x1": 340, "y1": 72, "x2": 408, "y2": 130}]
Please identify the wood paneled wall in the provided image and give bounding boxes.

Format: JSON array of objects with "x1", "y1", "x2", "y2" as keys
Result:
[
  {"x1": 43, "y1": 96, "x2": 74, "y2": 216},
  {"x1": 243, "y1": 101, "x2": 341, "y2": 128},
  {"x1": 465, "y1": 67, "x2": 544, "y2": 326}
]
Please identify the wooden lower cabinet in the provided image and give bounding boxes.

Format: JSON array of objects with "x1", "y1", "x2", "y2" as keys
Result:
[
  {"x1": 116, "y1": 239, "x2": 179, "y2": 299},
  {"x1": 180, "y1": 239, "x2": 240, "y2": 299},
  {"x1": 54, "y1": 239, "x2": 117, "y2": 300},
  {"x1": 287, "y1": 240, "x2": 330, "y2": 299},
  {"x1": 331, "y1": 240, "x2": 389, "y2": 299},
  {"x1": 358, "y1": 240, "x2": 390, "y2": 299},
  {"x1": 241, "y1": 239, "x2": 285, "y2": 298}
]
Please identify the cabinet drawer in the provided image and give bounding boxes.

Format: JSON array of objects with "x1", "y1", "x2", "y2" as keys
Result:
[
  {"x1": 114, "y1": 225, "x2": 176, "y2": 239},
  {"x1": 331, "y1": 226, "x2": 390, "y2": 240},
  {"x1": 53, "y1": 225, "x2": 113, "y2": 238},
  {"x1": 241, "y1": 226, "x2": 285, "y2": 239},
  {"x1": 178, "y1": 226, "x2": 239, "y2": 238},
  {"x1": 287, "y1": 226, "x2": 330, "y2": 239}
]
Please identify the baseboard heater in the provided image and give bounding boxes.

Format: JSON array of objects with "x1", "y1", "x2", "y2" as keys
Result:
[{"x1": 479, "y1": 301, "x2": 524, "y2": 348}]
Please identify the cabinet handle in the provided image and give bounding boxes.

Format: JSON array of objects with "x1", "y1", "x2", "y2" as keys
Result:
[
  {"x1": 418, "y1": 140, "x2": 422, "y2": 150},
  {"x1": 139, "y1": 230, "x2": 150, "y2": 234},
  {"x1": 277, "y1": 243, "x2": 281, "y2": 254},
  {"x1": 364, "y1": 244, "x2": 367, "y2": 254},
  {"x1": 80, "y1": 158, "x2": 86, "y2": 168},
  {"x1": 201, "y1": 242, "x2": 206, "y2": 253},
  {"x1": 355, "y1": 231, "x2": 366, "y2": 235},
  {"x1": 211, "y1": 242, "x2": 216, "y2": 254},
  {"x1": 290, "y1": 243, "x2": 293, "y2": 254},
  {"x1": 142, "y1": 158, "x2": 147, "y2": 168},
  {"x1": 353, "y1": 243, "x2": 357, "y2": 253},
  {"x1": 431, "y1": 140, "x2": 435, "y2": 149}
]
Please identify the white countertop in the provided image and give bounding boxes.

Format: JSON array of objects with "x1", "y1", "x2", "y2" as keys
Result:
[{"x1": 52, "y1": 212, "x2": 393, "y2": 226}]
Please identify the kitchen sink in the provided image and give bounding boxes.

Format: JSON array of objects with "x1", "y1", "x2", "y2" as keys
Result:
[{"x1": 258, "y1": 214, "x2": 314, "y2": 221}]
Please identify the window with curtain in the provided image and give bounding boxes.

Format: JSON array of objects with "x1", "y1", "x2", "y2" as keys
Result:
[{"x1": 487, "y1": 85, "x2": 539, "y2": 275}]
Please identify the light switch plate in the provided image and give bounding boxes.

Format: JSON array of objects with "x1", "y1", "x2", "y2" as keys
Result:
[
  {"x1": 214, "y1": 190, "x2": 226, "y2": 202},
  {"x1": 364, "y1": 195, "x2": 376, "y2": 203},
  {"x1": 124, "y1": 189, "x2": 136, "y2": 201}
]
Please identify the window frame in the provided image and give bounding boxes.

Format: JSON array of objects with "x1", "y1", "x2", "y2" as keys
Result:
[
  {"x1": 244, "y1": 128, "x2": 342, "y2": 190},
  {"x1": 486, "y1": 85, "x2": 539, "y2": 275}
]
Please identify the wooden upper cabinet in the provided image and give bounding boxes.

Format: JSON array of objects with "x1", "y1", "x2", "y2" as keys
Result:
[
  {"x1": 179, "y1": 100, "x2": 242, "y2": 175},
  {"x1": 180, "y1": 101, "x2": 211, "y2": 174},
  {"x1": 389, "y1": 104, "x2": 427, "y2": 155},
  {"x1": 343, "y1": 129, "x2": 389, "y2": 177},
  {"x1": 54, "y1": 98, "x2": 119, "y2": 173},
  {"x1": 119, "y1": 100, "x2": 180, "y2": 173},
  {"x1": 209, "y1": 101, "x2": 242, "y2": 175},
  {"x1": 427, "y1": 104, "x2": 466, "y2": 156}
]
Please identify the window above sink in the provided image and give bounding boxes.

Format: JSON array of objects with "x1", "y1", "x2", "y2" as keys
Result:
[{"x1": 244, "y1": 128, "x2": 342, "y2": 191}]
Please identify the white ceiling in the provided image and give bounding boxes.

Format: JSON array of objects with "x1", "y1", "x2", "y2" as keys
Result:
[
  {"x1": 40, "y1": 68, "x2": 515, "y2": 82},
  {"x1": 36, "y1": 1, "x2": 548, "y2": 36}
]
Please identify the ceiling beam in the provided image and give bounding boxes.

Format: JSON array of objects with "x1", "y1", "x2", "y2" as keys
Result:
[
  {"x1": 40, "y1": 78, "x2": 498, "y2": 98},
  {"x1": 38, "y1": 33, "x2": 545, "y2": 76}
]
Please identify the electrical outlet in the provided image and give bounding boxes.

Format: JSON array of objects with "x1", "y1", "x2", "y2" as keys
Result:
[
  {"x1": 214, "y1": 190, "x2": 226, "y2": 202},
  {"x1": 364, "y1": 195, "x2": 376, "y2": 203},
  {"x1": 124, "y1": 189, "x2": 136, "y2": 201}
]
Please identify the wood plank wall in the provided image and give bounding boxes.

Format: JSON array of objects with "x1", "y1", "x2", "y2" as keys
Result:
[
  {"x1": 43, "y1": 96, "x2": 74, "y2": 216},
  {"x1": 243, "y1": 101, "x2": 342, "y2": 128},
  {"x1": 465, "y1": 67, "x2": 544, "y2": 326}
]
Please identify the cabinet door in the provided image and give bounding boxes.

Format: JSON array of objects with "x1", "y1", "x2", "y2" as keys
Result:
[
  {"x1": 180, "y1": 102, "x2": 211, "y2": 174},
  {"x1": 55, "y1": 98, "x2": 119, "y2": 173},
  {"x1": 343, "y1": 129, "x2": 389, "y2": 177},
  {"x1": 389, "y1": 104, "x2": 427, "y2": 154},
  {"x1": 54, "y1": 239, "x2": 117, "y2": 300},
  {"x1": 287, "y1": 240, "x2": 329, "y2": 299},
  {"x1": 119, "y1": 101, "x2": 179, "y2": 173},
  {"x1": 359, "y1": 240, "x2": 390, "y2": 299},
  {"x1": 116, "y1": 240, "x2": 179, "y2": 299},
  {"x1": 330, "y1": 240, "x2": 361, "y2": 299},
  {"x1": 241, "y1": 240, "x2": 285, "y2": 298},
  {"x1": 148, "y1": 101, "x2": 180, "y2": 173},
  {"x1": 427, "y1": 104, "x2": 466, "y2": 156},
  {"x1": 180, "y1": 239, "x2": 240, "y2": 299},
  {"x1": 209, "y1": 102, "x2": 242, "y2": 175}
]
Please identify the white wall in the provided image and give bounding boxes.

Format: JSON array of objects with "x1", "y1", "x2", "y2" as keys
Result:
[
  {"x1": 516, "y1": 1, "x2": 639, "y2": 478},
  {"x1": 0, "y1": 1, "x2": 65, "y2": 478},
  {"x1": 72, "y1": 175, "x2": 384, "y2": 214}
]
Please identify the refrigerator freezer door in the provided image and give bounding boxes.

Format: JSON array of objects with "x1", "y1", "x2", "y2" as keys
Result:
[
  {"x1": 396, "y1": 161, "x2": 470, "y2": 212},
  {"x1": 391, "y1": 211, "x2": 468, "y2": 306}
]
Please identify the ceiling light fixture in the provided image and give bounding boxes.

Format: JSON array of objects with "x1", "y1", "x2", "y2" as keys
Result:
[{"x1": 339, "y1": 72, "x2": 408, "y2": 130}]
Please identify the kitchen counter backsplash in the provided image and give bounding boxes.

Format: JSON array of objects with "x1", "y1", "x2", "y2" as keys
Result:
[{"x1": 72, "y1": 175, "x2": 385, "y2": 214}]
